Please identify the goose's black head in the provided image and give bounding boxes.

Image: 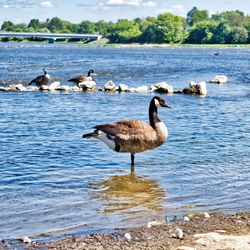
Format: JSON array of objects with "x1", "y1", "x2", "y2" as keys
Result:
[
  {"x1": 152, "y1": 96, "x2": 171, "y2": 109},
  {"x1": 43, "y1": 68, "x2": 47, "y2": 75},
  {"x1": 88, "y1": 69, "x2": 94, "y2": 76}
]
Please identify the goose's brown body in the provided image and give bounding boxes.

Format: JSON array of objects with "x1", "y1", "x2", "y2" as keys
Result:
[
  {"x1": 29, "y1": 69, "x2": 50, "y2": 87},
  {"x1": 68, "y1": 69, "x2": 94, "y2": 86},
  {"x1": 93, "y1": 120, "x2": 167, "y2": 154},
  {"x1": 82, "y1": 96, "x2": 171, "y2": 170}
]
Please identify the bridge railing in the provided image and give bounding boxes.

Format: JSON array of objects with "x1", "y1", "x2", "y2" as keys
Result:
[{"x1": 0, "y1": 32, "x2": 102, "y2": 42}]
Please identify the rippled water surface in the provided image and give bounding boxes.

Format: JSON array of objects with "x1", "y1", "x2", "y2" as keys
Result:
[{"x1": 0, "y1": 43, "x2": 249, "y2": 240}]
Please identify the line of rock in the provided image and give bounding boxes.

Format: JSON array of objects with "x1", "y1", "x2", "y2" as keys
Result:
[{"x1": 0, "y1": 75, "x2": 228, "y2": 96}]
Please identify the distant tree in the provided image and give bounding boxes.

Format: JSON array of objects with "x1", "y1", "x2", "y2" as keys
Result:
[
  {"x1": 140, "y1": 25, "x2": 159, "y2": 43},
  {"x1": 109, "y1": 19, "x2": 141, "y2": 43},
  {"x1": 25, "y1": 27, "x2": 35, "y2": 33},
  {"x1": 37, "y1": 28, "x2": 50, "y2": 33},
  {"x1": 1, "y1": 21, "x2": 14, "y2": 31},
  {"x1": 211, "y1": 13, "x2": 224, "y2": 22},
  {"x1": 47, "y1": 17, "x2": 64, "y2": 32},
  {"x1": 139, "y1": 16, "x2": 156, "y2": 33},
  {"x1": 28, "y1": 19, "x2": 40, "y2": 30},
  {"x1": 152, "y1": 13, "x2": 186, "y2": 43},
  {"x1": 187, "y1": 21, "x2": 217, "y2": 43},
  {"x1": 78, "y1": 20, "x2": 95, "y2": 34},
  {"x1": 229, "y1": 26, "x2": 248, "y2": 43},
  {"x1": 94, "y1": 20, "x2": 111, "y2": 36},
  {"x1": 212, "y1": 22, "x2": 231, "y2": 43},
  {"x1": 13, "y1": 23, "x2": 26, "y2": 32},
  {"x1": 187, "y1": 7, "x2": 209, "y2": 26},
  {"x1": 243, "y1": 18, "x2": 250, "y2": 42},
  {"x1": 221, "y1": 10, "x2": 245, "y2": 26}
]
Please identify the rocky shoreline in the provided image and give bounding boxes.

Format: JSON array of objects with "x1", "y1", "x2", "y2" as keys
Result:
[{"x1": 1, "y1": 212, "x2": 249, "y2": 250}]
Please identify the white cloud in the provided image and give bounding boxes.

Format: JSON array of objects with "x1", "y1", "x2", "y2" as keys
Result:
[
  {"x1": 105, "y1": 0, "x2": 157, "y2": 7},
  {"x1": 0, "y1": 0, "x2": 35, "y2": 9},
  {"x1": 142, "y1": 1, "x2": 157, "y2": 7},
  {"x1": 40, "y1": 0, "x2": 54, "y2": 8},
  {"x1": 172, "y1": 4, "x2": 184, "y2": 11},
  {"x1": 106, "y1": 0, "x2": 140, "y2": 6}
]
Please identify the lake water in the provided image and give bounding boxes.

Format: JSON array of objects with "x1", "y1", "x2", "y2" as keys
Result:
[{"x1": 0, "y1": 43, "x2": 249, "y2": 240}]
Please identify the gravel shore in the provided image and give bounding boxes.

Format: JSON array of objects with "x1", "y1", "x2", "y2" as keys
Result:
[{"x1": 2, "y1": 212, "x2": 249, "y2": 250}]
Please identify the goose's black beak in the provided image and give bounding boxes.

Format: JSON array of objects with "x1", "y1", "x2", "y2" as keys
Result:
[{"x1": 162, "y1": 103, "x2": 172, "y2": 108}]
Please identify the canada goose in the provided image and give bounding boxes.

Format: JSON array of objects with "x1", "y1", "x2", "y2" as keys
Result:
[
  {"x1": 82, "y1": 96, "x2": 171, "y2": 171},
  {"x1": 29, "y1": 68, "x2": 50, "y2": 87},
  {"x1": 68, "y1": 69, "x2": 94, "y2": 87}
]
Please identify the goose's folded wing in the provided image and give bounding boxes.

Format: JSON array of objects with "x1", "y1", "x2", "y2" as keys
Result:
[
  {"x1": 35, "y1": 76, "x2": 45, "y2": 84},
  {"x1": 94, "y1": 120, "x2": 156, "y2": 141}
]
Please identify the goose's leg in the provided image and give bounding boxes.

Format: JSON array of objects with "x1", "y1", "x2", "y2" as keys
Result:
[{"x1": 131, "y1": 153, "x2": 135, "y2": 172}]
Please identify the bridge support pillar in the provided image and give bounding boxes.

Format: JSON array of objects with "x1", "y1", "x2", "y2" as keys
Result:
[{"x1": 48, "y1": 38, "x2": 56, "y2": 44}]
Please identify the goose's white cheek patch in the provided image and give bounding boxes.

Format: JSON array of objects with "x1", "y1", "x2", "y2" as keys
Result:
[{"x1": 154, "y1": 99, "x2": 160, "y2": 107}]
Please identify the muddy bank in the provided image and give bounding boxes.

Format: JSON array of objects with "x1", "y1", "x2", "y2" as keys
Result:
[{"x1": 2, "y1": 212, "x2": 249, "y2": 250}]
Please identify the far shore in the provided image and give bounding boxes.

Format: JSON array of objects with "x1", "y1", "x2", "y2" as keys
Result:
[{"x1": 1, "y1": 39, "x2": 250, "y2": 48}]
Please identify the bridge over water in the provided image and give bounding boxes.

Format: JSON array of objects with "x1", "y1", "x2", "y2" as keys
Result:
[{"x1": 0, "y1": 32, "x2": 102, "y2": 43}]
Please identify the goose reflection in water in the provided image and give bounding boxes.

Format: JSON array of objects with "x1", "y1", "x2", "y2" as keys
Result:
[{"x1": 94, "y1": 172, "x2": 167, "y2": 218}]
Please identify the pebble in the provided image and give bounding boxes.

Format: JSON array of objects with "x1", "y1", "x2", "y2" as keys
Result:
[
  {"x1": 171, "y1": 227, "x2": 184, "y2": 239},
  {"x1": 124, "y1": 233, "x2": 132, "y2": 241},
  {"x1": 203, "y1": 212, "x2": 210, "y2": 218},
  {"x1": 22, "y1": 236, "x2": 31, "y2": 243}
]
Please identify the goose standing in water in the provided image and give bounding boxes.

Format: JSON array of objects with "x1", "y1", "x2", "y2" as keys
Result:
[
  {"x1": 68, "y1": 69, "x2": 94, "y2": 87},
  {"x1": 82, "y1": 96, "x2": 171, "y2": 171},
  {"x1": 29, "y1": 68, "x2": 50, "y2": 87}
]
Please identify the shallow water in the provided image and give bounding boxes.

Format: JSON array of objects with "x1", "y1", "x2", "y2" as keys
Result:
[{"x1": 0, "y1": 43, "x2": 249, "y2": 240}]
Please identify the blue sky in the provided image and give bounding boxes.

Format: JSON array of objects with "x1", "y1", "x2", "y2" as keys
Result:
[{"x1": 0, "y1": 0, "x2": 250, "y2": 25}]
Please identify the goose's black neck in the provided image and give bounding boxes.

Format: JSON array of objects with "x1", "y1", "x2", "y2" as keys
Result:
[{"x1": 149, "y1": 99, "x2": 160, "y2": 128}]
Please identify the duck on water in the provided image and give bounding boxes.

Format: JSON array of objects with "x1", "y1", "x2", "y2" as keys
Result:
[
  {"x1": 29, "y1": 68, "x2": 50, "y2": 87},
  {"x1": 82, "y1": 96, "x2": 171, "y2": 171}
]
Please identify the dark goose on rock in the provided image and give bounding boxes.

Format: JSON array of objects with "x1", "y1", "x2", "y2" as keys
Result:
[
  {"x1": 68, "y1": 69, "x2": 94, "y2": 86},
  {"x1": 82, "y1": 96, "x2": 171, "y2": 171},
  {"x1": 29, "y1": 68, "x2": 50, "y2": 87}
]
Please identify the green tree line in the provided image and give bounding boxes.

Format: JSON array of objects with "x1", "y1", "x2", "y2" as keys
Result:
[{"x1": 1, "y1": 7, "x2": 250, "y2": 44}]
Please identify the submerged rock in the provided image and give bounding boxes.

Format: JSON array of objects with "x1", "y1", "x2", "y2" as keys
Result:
[
  {"x1": 49, "y1": 81, "x2": 61, "y2": 91},
  {"x1": 118, "y1": 84, "x2": 129, "y2": 92},
  {"x1": 69, "y1": 86, "x2": 80, "y2": 91},
  {"x1": 183, "y1": 81, "x2": 207, "y2": 96},
  {"x1": 151, "y1": 82, "x2": 174, "y2": 94},
  {"x1": 26, "y1": 86, "x2": 39, "y2": 91},
  {"x1": 39, "y1": 85, "x2": 50, "y2": 91},
  {"x1": 55, "y1": 85, "x2": 70, "y2": 91},
  {"x1": 129, "y1": 85, "x2": 148, "y2": 92},
  {"x1": 79, "y1": 80, "x2": 96, "y2": 90},
  {"x1": 0, "y1": 86, "x2": 10, "y2": 91},
  {"x1": 104, "y1": 80, "x2": 116, "y2": 91},
  {"x1": 16, "y1": 84, "x2": 26, "y2": 91},
  {"x1": 209, "y1": 75, "x2": 228, "y2": 84}
]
